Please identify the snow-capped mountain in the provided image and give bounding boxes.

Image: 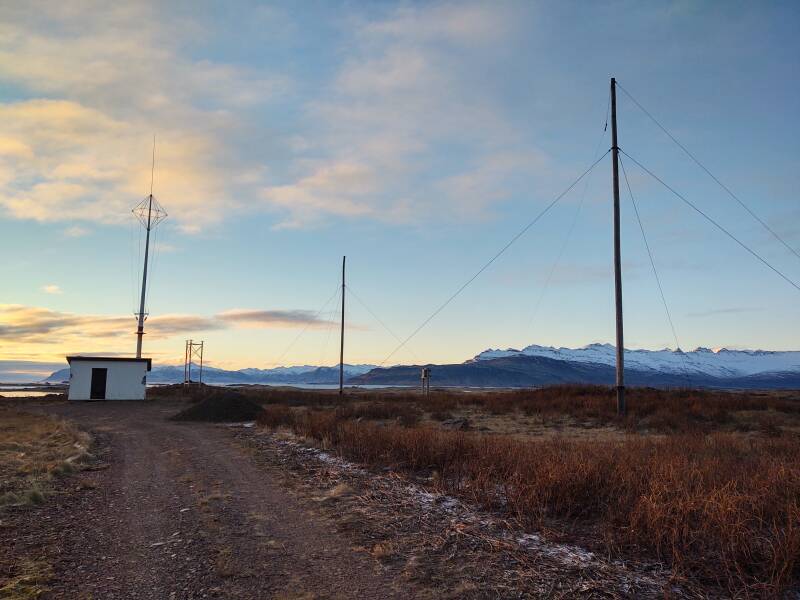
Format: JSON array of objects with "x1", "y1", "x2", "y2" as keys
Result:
[{"x1": 472, "y1": 343, "x2": 800, "y2": 378}]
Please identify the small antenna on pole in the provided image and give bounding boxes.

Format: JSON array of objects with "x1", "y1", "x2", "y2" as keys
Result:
[
  {"x1": 150, "y1": 135, "x2": 156, "y2": 197},
  {"x1": 133, "y1": 136, "x2": 167, "y2": 358}
]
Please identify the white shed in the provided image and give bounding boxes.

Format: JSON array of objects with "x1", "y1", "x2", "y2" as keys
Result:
[{"x1": 66, "y1": 356, "x2": 152, "y2": 401}]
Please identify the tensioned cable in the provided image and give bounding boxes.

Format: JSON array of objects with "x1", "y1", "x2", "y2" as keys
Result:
[
  {"x1": 271, "y1": 283, "x2": 341, "y2": 367},
  {"x1": 528, "y1": 90, "x2": 610, "y2": 334},
  {"x1": 619, "y1": 155, "x2": 681, "y2": 351},
  {"x1": 346, "y1": 284, "x2": 422, "y2": 364},
  {"x1": 318, "y1": 291, "x2": 340, "y2": 366},
  {"x1": 129, "y1": 215, "x2": 138, "y2": 315},
  {"x1": 379, "y1": 149, "x2": 611, "y2": 366},
  {"x1": 621, "y1": 149, "x2": 800, "y2": 293},
  {"x1": 619, "y1": 154, "x2": 692, "y2": 387},
  {"x1": 617, "y1": 82, "x2": 800, "y2": 262}
]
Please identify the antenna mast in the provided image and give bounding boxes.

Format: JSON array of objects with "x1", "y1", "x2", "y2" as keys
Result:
[
  {"x1": 133, "y1": 136, "x2": 167, "y2": 358},
  {"x1": 339, "y1": 256, "x2": 346, "y2": 395},
  {"x1": 610, "y1": 78, "x2": 626, "y2": 415}
]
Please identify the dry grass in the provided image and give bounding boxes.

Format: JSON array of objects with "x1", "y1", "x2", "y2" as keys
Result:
[
  {"x1": 255, "y1": 387, "x2": 800, "y2": 596},
  {"x1": 0, "y1": 409, "x2": 90, "y2": 508},
  {"x1": 0, "y1": 559, "x2": 51, "y2": 599},
  {"x1": 229, "y1": 384, "x2": 800, "y2": 434},
  {"x1": 418, "y1": 385, "x2": 800, "y2": 432}
]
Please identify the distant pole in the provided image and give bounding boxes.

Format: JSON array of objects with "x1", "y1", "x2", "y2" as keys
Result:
[
  {"x1": 339, "y1": 256, "x2": 346, "y2": 395},
  {"x1": 187, "y1": 339, "x2": 193, "y2": 383},
  {"x1": 199, "y1": 341, "x2": 204, "y2": 385},
  {"x1": 611, "y1": 78, "x2": 626, "y2": 415}
]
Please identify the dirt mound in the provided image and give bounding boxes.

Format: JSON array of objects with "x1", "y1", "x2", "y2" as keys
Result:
[{"x1": 170, "y1": 391, "x2": 263, "y2": 422}]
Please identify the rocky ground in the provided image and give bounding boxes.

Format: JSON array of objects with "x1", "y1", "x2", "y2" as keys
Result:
[{"x1": 0, "y1": 399, "x2": 697, "y2": 599}]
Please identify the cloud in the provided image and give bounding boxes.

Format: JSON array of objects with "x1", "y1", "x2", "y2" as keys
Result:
[
  {"x1": 261, "y1": 3, "x2": 546, "y2": 228},
  {"x1": 0, "y1": 304, "x2": 218, "y2": 344},
  {"x1": 216, "y1": 309, "x2": 337, "y2": 329},
  {"x1": 0, "y1": 359, "x2": 67, "y2": 383},
  {"x1": 686, "y1": 307, "x2": 763, "y2": 318},
  {"x1": 0, "y1": 303, "x2": 347, "y2": 347},
  {"x1": 64, "y1": 225, "x2": 89, "y2": 237},
  {"x1": 0, "y1": 2, "x2": 285, "y2": 232},
  {"x1": 42, "y1": 284, "x2": 62, "y2": 294}
]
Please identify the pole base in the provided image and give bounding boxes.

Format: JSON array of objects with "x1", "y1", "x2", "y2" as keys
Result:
[{"x1": 616, "y1": 385, "x2": 626, "y2": 416}]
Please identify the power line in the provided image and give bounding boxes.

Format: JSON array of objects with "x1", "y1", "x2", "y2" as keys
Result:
[
  {"x1": 318, "y1": 288, "x2": 341, "y2": 366},
  {"x1": 616, "y1": 81, "x2": 800, "y2": 262},
  {"x1": 271, "y1": 284, "x2": 341, "y2": 367},
  {"x1": 619, "y1": 155, "x2": 681, "y2": 350},
  {"x1": 527, "y1": 91, "x2": 610, "y2": 335},
  {"x1": 379, "y1": 150, "x2": 611, "y2": 366},
  {"x1": 346, "y1": 284, "x2": 422, "y2": 364},
  {"x1": 620, "y1": 149, "x2": 800, "y2": 293},
  {"x1": 619, "y1": 155, "x2": 691, "y2": 387}
]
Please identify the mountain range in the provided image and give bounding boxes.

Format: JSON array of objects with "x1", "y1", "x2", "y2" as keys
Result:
[
  {"x1": 43, "y1": 345, "x2": 800, "y2": 389},
  {"x1": 350, "y1": 344, "x2": 800, "y2": 388},
  {"x1": 44, "y1": 364, "x2": 376, "y2": 385}
]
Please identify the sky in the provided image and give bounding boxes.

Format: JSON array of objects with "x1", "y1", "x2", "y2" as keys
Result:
[{"x1": 0, "y1": 1, "x2": 798, "y2": 379}]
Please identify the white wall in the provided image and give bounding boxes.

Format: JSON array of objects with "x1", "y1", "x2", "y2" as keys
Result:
[{"x1": 68, "y1": 360, "x2": 148, "y2": 401}]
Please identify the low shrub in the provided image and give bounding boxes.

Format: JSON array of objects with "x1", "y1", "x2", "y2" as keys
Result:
[{"x1": 257, "y1": 403, "x2": 800, "y2": 595}]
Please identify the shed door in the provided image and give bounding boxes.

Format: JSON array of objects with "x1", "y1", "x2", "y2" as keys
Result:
[{"x1": 90, "y1": 368, "x2": 107, "y2": 400}]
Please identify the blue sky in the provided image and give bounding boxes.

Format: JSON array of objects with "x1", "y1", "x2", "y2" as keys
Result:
[{"x1": 0, "y1": 1, "x2": 798, "y2": 375}]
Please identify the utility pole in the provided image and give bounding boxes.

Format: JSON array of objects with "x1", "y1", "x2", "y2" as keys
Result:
[
  {"x1": 610, "y1": 78, "x2": 626, "y2": 415},
  {"x1": 184, "y1": 340, "x2": 204, "y2": 385},
  {"x1": 339, "y1": 256, "x2": 346, "y2": 395},
  {"x1": 133, "y1": 137, "x2": 167, "y2": 358}
]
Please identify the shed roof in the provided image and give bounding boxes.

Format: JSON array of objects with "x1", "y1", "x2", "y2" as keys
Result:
[{"x1": 66, "y1": 356, "x2": 152, "y2": 371}]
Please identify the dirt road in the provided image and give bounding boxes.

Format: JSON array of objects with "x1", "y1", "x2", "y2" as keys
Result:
[
  {"x1": 4, "y1": 400, "x2": 412, "y2": 599},
  {"x1": 3, "y1": 399, "x2": 685, "y2": 599}
]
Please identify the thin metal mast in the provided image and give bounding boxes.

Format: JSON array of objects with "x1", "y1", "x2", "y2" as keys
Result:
[
  {"x1": 133, "y1": 136, "x2": 166, "y2": 358},
  {"x1": 610, "y1": 78, "x2": 626, "y2": 415},
  {"x1": 339, "y1": 256, "x2": 346, "y2": 395}
]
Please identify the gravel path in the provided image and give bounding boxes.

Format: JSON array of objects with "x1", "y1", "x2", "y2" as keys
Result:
[{"x1": 2, "y1": 400, "x2": 412, "y2": 599}]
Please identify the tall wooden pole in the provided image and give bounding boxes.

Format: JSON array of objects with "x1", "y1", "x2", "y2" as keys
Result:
[
  {"x1": 610, "y1": 77, "x2": 626, "y2": 415},
  {"x1": 339, "y1": 256, "x2": 346, "y2": 395}
]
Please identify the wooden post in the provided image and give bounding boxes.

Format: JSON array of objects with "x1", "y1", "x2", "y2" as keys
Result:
[
  {"x1": 339, "y1": 256, "x2": 346, "y2": 395},
  {"x1": 611, "y1": 78, "x2": 626, "y2": 415}
]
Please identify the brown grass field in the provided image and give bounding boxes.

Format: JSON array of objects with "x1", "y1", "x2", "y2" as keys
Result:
[
  {"x1": 0, "y1": 408, "x2": 90, "y2": 508},
  {"x1": 241, "y1": 384, "x2": 800, "y2": 596}
]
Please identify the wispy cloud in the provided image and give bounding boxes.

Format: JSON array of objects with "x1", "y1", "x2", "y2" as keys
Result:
[
  {"x1": 0, "y1": 2, "x2": 285, "y2": 232},
  {"x1": 42, "y1": 284, "x2": 62, "y2": 295},
  {"x1": 64, "y1": 225, "x2": 89, "y2": 238},
  {"x1": 0, "y1": 303, "x2": 345, "y2": 346},
  {"x1": 216, "y1": 309, "x2": 337, "y2": 329},
  {"x1": 261, "y1": 3, "x2": 546, "y2": 228},
  {"x1": 686, "y1": 307, "x2": 763, "y2": 318}
]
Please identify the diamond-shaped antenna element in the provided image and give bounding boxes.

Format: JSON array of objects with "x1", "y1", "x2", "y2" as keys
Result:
[{"x1": 132, "y1": 194, "x2": 168, "y2": 230}]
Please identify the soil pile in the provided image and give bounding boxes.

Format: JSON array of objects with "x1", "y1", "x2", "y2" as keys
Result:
[{"x1": 171, "y1": 390, "x2": 263, "y2": 422}]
